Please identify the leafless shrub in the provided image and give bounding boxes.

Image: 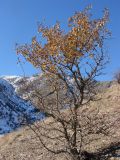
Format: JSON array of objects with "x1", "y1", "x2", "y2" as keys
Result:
[{"x1": 114, "y1": 70, "x2": 120, "y2": 84}]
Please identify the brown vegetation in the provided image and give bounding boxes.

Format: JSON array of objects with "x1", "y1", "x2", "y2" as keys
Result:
[
  {"x1": 0, "y1": 83, "x2": 120, "y2": 160},
  {"x1": 114, "y1": 70, "x2": 120, "y2": 84}
]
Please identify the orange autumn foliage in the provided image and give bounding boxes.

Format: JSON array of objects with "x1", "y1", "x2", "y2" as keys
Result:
[{"x1": 17, "y1": 6, "x2": 110, "y2": 75}]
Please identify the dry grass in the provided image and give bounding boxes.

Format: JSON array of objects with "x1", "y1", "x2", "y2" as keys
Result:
[{"x1": 0, "y1": 82, "x2": 120, "y2": 160}]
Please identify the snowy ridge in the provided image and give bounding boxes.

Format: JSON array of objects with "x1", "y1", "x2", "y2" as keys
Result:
[{"x1": 0, "y1": 77, "x2": 45, "y2": 135}]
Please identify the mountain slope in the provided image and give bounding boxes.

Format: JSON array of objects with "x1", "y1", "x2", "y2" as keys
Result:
[
  {"x1": 0, "y1": 77, "x2": 44, "y2": 134},
  {"x1": 0, "y1": 75, "x2": 116, "y2": 135},
  {"x1": 0, "y1": 82, "x2": 120, "y2": 159}
]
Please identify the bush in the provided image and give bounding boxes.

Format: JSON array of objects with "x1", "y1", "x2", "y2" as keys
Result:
[{"x1": 114, "y1": 70, "x2": 120, "y2": 84}]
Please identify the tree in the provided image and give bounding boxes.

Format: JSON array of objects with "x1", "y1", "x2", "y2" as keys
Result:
[
  {"x1": 16, "y1": 6, "x2": 114, "y2": 160},
  {"x1": 114, "y1": 70, "x2": 120, "y2": 84}
]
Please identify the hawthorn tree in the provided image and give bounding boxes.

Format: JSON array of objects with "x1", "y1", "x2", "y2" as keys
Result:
[{"x1": 16, "y1": 6, "x2": 116, "y2": 160}]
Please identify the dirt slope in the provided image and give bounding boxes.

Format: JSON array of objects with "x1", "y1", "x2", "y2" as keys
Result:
[{"x1": 0, "y1": 82, "x2": 120, "y2": 160}]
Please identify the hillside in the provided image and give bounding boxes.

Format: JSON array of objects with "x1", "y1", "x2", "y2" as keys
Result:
[
  {"x1": 0, "y1": 76, "x2": 45, "y2": 134},
  {"x1": 0, "y1": 81, "x2": 120, "y2": 159}
]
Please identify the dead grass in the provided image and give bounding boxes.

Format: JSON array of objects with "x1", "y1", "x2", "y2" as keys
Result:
[{"x1": 0, "y1": 82, "x2": 120, "y2": 160}]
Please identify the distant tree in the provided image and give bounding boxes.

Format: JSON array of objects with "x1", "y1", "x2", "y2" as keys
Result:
[
  {"x1": 17, "y1": 6, "x2": 116, "y2": 160},
  {"x1": 114, "y1": 70, "x2": 120, "y2": 84}
]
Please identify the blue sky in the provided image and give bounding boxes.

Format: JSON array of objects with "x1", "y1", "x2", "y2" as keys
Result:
[{"x1": 0, "y1": 0, "x2": 120, "y2": 80}]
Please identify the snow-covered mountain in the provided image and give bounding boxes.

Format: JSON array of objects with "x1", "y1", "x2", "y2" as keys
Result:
[{"x1": 0, "y1": 76, "x2": 45, "y2": 135}]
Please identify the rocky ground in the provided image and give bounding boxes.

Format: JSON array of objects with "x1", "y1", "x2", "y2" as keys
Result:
[{"x1": 0, "y1": 81, "x2": 120, "y2": 159}]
